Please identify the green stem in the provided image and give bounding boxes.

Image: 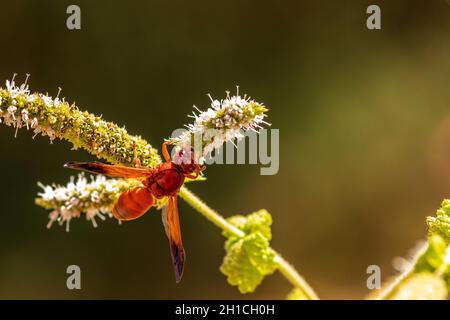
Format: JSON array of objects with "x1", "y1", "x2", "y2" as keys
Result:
[
  {"x1": 374, "y1": 242, "x2": 429, "y2": 300},
  {"x1": 274, "y1": 252, "x2": 319, "y2": 300},
  {"x1": 179, "y1": 186, "x2": 320, "y2": 300},
  {"x1": 179, "y1": 187, "x2": 245, "y2": 238}
]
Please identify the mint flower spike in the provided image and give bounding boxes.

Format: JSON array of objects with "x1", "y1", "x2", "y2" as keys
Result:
[
  {"x1": 0, "y1": 75, "x2": 161, "y2": 167},
  {"x1": 36, "y1": 173, "x2": 141, "y2": 231},
  {"x1": 427, "y1": 199, "x2": 450, "y2": 243},
  {"x1": 172, "y1": 87, "x2": 269, "y2": 163},
  {"x1": 35, "y1": 172, "x2": 187, "y2": 231}
]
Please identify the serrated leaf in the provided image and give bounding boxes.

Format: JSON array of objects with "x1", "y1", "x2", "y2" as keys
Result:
[
  {"x1": 220, "y1": 209, "x2": 277, "y2": 293},
  {"x1": 220, "y1": 232, "x2": 277, "y2": 293},
  {"x1": 224, "y1": 209, "x2": 272, "y2": 240}
]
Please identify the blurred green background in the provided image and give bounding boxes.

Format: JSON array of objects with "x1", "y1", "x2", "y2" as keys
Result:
[{"x1": 1, "y1": 0, "x2": 450, "y2": 299}]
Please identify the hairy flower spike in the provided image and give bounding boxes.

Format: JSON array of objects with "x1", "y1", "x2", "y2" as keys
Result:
[
  {"x1": 35, "y1": 173, "x2": 142, "y2": 231},
  {"x1": 427, "y1": 199, "x2": 450, "y2": 243},
  {"x1": 173, "y1": 88, "x2": 269, "y2": 163},
  {"x1": 0, "y1": 77, "x2": 161, "y2": 167}
]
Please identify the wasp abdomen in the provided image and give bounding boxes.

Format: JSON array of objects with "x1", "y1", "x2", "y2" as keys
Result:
[{"x1": 112, "y1": 187, "x2": 154, "y2": 221}]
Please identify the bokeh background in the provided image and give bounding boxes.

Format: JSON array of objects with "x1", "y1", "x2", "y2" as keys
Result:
[{"x1": 1, "y1": 0, "x2": 450, "y2": 299}]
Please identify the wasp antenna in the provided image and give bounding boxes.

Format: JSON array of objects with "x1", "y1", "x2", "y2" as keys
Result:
[
  {"x1": 63, "y1": 162, "x2": 72, "y2": 168},
  {"x1": 64, "y1": 161, "x2": 83, "y2": 169}
]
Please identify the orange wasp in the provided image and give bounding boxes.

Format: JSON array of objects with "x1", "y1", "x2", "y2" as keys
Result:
[{"x1": 64, "y1": 142, "x2": 204, "y2": 282}]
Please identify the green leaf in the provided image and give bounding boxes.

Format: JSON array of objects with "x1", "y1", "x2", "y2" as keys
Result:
[
  {"x1": 224, "y1": 209, "x2": 272, "y2": 240},
  {"x1": 220, "y1": 209, "x2": 277, "y2": 294},
  {"x1": 220, "y1": 233, "x2": 277, "y2": 293}
]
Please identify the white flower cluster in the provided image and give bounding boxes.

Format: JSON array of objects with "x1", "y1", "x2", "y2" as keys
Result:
[
  {"x1": 36, "y1": 173, "x2": 139, "y2": 231},
  {"x1": 0, "y1": 75, "x2": 60, "y2": 140},
  {"x1": 174, "y1": 88, "x2": 269, "y2": 163}
]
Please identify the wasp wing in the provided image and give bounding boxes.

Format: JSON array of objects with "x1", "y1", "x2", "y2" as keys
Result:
[
  {"x1": 65, "y1": 161, "x2": 153, "y2": 179},
  {"x1": 161, "y1": 196, "x2": 186, "y2": 283}
]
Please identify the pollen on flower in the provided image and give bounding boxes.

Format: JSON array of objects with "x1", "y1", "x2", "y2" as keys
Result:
[{"x1": 172, "y1": 87, "x2": 269, "y2": 163}]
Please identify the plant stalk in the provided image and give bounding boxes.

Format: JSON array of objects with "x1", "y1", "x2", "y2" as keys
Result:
[{"x1": 373, "y1": 242, "x2": 429, "y2": 300}]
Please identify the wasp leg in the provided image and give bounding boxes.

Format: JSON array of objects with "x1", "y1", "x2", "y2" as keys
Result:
[
  {"x1": 133, "y1": 140, "x2": 143, "y2": 168},
  {"x1": 184, "y1": 165, "x2": 201, "y2": 179},
  {"x1": 162, "y1": 141, "x2": 173, "y2": 163}
]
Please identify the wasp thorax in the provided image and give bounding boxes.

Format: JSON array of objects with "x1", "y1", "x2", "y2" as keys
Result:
[{"x1": 144, "y1": 162, "x2": 185, "y2": 198}]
